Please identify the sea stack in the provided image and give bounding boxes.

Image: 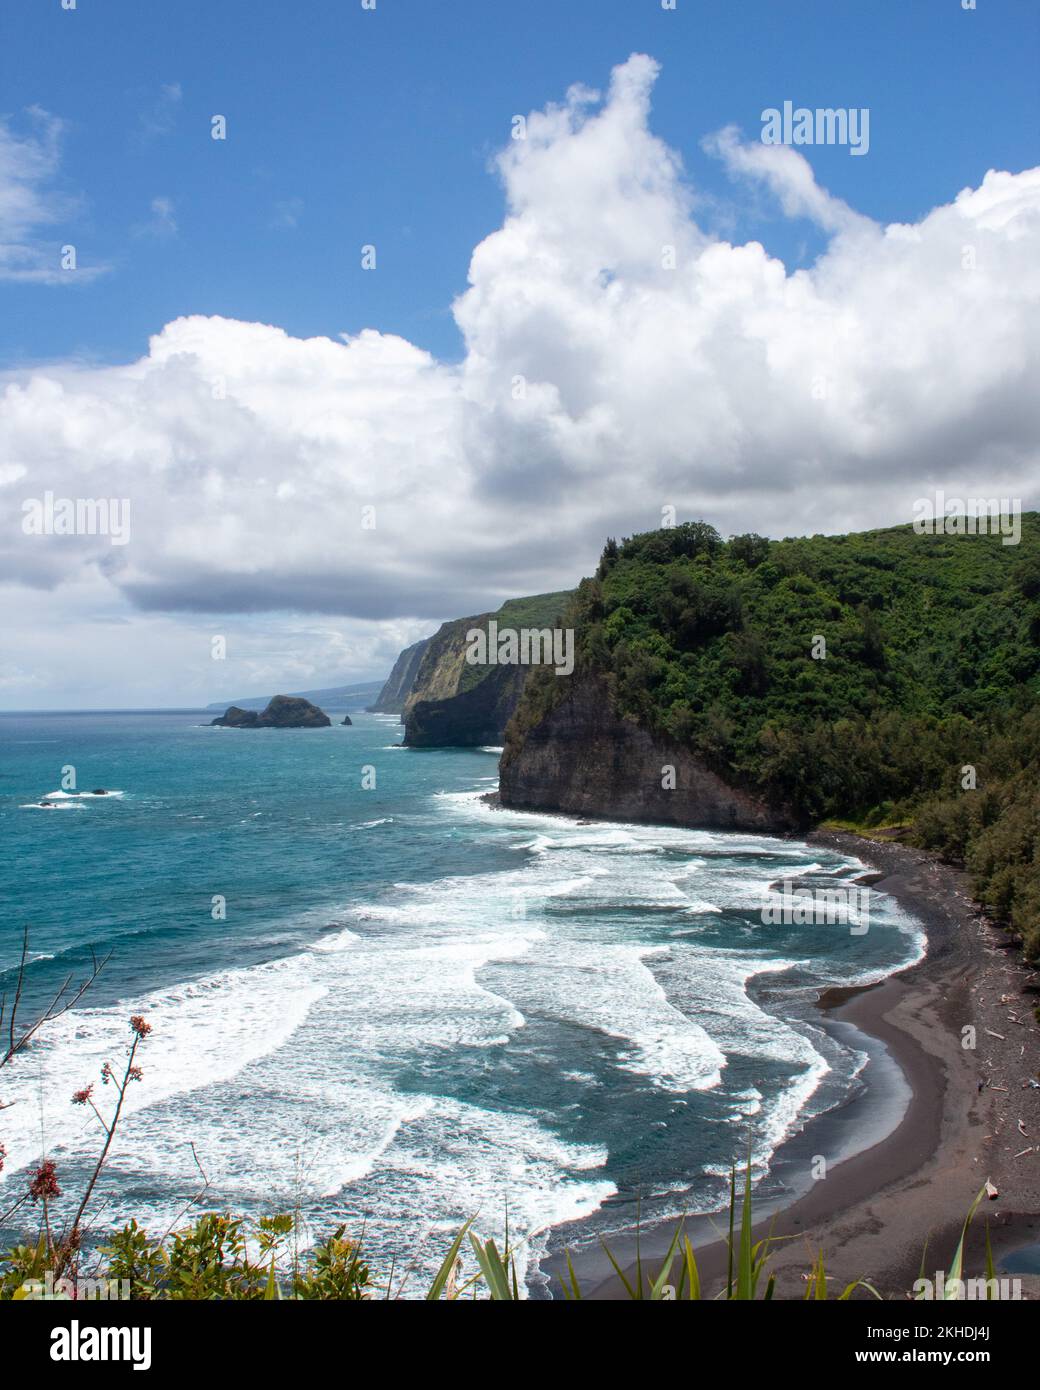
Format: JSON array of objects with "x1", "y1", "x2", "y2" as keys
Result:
[
  {"x1": 341, "y1": 714, "x2": 353, "y2": 725},
  {"x1": 211, "y1": 695, "x2": 332, "y2": 728}
]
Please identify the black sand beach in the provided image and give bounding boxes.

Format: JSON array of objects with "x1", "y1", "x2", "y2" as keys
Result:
[{"x1": 539, "y1": 832, "x2": 1040, "y2": 1299}]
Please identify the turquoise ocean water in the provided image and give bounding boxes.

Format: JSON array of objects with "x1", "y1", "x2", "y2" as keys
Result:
[{"x1": 0, "y1": 707, "x2": 923, "y2": 1293}]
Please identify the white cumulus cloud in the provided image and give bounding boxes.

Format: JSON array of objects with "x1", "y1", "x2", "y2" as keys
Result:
[{"x1": 1, "y1": 54, "x2": 1038, "y2": 705}]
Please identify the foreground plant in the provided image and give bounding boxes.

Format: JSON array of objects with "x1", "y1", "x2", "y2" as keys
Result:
[
  {"x1": 3, "y1": 1210, "x2": 372, "y2": 1302},
  {"x1": 556, "y1": 1154, "x2": 780, "y2": 1301},
  {"x1": 0, "y1": 934, "x2": 109, "y2": 1228},
  {"x1": 1, "y1": 1175, "x2": 1006, "y2": 1301},
  {"x1": 1, "y1": 1010, "x2": 151, "y2": 1285},
  {"x1": 56, "y1": 1014, "x2": 152, "y2": 1273},
  {"x1": 914, "y1": 1184, "x2": 999, "y2": 1301},
  {"x1": 1, "y1": 927, "x2": 107, "y2": 1072},
  {"x1": 0, "y1": 1012, "x2": 1007, "y2": 1306},
  {"x1": 1, "y1": 926, "x2": 107, "y2": 1215}
]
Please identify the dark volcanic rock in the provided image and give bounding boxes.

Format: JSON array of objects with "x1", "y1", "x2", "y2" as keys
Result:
[
  {"x1": 211, "y1": 705, "x2": 259, "y2": 727},
  {"x1": 212, "y1": 696, "x2": 331, "y2": 729},
  {"x1": 405, "y1": 664, "x2": 525, "y2": 748},
  {"x1": 258, "y1": 696, "x2": 331, "y2": 727},
  {"x1": 341, "y1": 714, "x2": 353, "y2": 726},
  {"x1": 500, "y1": 676, "x2": 797, "y2": 832},
  {"x1": 401, "y1": 592, "x2": 571, "y2": 747}
]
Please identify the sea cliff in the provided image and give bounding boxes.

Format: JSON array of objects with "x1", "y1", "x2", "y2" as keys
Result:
[
  {"x1": 499, "y1": 515, "x2": 1040, "y2": 946},
  {"x1": 499, "y1": 675, "x2": 795, "y2": 830},
  {"x1": 367, "y1": 638, "x2": 431, "y2": 714},
  {"x1": 401, "y1": 591, "x2": 572, "y2": 747}
]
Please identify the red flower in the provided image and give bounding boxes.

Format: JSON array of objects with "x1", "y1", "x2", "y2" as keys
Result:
[
  {"x1": 28, "y1": 1158, "x2": 61, "y2": 1203},
  {"x1": 129, "y1": 1015, "x2": 152, "y2": 1039},
  {"x1": 127, "y1": 1066, "x2": 143, "y2": 1082},
  {"x1": 0, "y1": 1141, "x2": 6, "y2": 1175},
  {"x1": 71, "y1": 1085, "x2": 94, "y2": 1105}
]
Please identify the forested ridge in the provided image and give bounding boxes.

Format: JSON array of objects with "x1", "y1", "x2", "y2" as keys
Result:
[{"x1": 505, "y1": 516, "x2": 1040, "y2": 960}]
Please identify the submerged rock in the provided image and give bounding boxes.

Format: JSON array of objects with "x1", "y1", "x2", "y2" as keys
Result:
[{"x1": 211, "y1": 695, "x2": 331, "y2": 729}]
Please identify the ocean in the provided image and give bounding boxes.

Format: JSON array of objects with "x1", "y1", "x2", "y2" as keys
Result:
[{"x1": 0, "y1": 708, "x2": 924, "y2": 1295}]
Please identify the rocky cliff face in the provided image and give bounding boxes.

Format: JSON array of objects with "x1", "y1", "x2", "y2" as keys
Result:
[
  {"x1": 499, "y1": 677, "x2": 797, "y2": 831},
  {"x1": 367, "y1": 638, "x2": 431, "y2": 714},
  {"x1": 402, "y1": 592, "x2": 571, "y2": 747},
  {"x1": 211, "y1": 695, "x2": 332, "y2": 728},
  {"x1": 405, "y1": 663, "x2": 528, "y2": 747},
  {"x1": 402, "y1": 612, "x2": 511, "y2": 746}
]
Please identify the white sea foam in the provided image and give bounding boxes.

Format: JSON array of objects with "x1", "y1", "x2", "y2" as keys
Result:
[
  {"x1": 2, "y1": 768, "x2": 927, "y2": 1295},
  {"x1": 0, "y1": 953, "x2": 327, "y2": 1180},
  {"x1": 19, "y1": 800, "x2": 86, "y2": 810},
  {"x1": 43, "y1": 789, "x2": 125, "y2": 799},
  {"x1": 500, "y1": 938, "x2": 725, "y2": 1092},
  {"x1": 312, "y1": 927, "x2": 361, "y2": 951},
  {"x1": 448, "y1": 791, "x2": 924, "y2": 1146}
]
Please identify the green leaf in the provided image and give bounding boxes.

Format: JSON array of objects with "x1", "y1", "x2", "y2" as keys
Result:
[
  {"x1": 736, "y1": 1147, "x2": 754, "y2": 1300},
  {"x1": 425, "y1": 1220, "x2": 473, "y2": 1301},
  {"x1": 680, "y1": 1237, "x2": 701, "y2": 1301},
  {"x1": 468, "y1": 1234, "x2": 515, "y2": 1301},
  {"x1": 649, "y1": 1221, "x2": 686, "y2": 1301},
  {"x1": 941, "y1": 1185, "x2": 987, "y2": 1300},
  {"x1": 558, "y1": 1250, "x2": 583, "y2": 1301},
  {"x1": 599, "y1": 1236, "x2": 640, "y2": 1301}
]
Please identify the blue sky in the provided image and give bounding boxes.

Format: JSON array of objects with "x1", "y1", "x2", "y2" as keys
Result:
[
  {"x1": 1, "y1": 1, "x2": 1038, "y2": 706},
  {"x1": 3, "y1": 0, "x2": 1038, "y2": 369}
]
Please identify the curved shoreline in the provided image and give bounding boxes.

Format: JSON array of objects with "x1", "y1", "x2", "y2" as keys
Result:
[{"x1": 537, "y1": 831, "x2": 1040, "y2": 1299}]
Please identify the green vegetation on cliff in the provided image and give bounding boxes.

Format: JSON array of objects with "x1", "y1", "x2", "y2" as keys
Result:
[
  {"x1": 403, "y1": 590, "x2": 573, "y2": 746},
  {"x1": 453, "y1": 591, "x2": 575, "y2": 695},
  {"x1": 506, "y1": 517, "x2": 1040, "y2": 958}
]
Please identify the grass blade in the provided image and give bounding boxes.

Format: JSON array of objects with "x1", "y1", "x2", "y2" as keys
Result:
[
  {"x1": 558, "y1": 1249, "x2": 583, "y2": 1301},
  {"x1": 425, "y1": 1219, "x2": 473, "y2": 1301},
  {"x1": 941, "y1": 1186, "x2": 986, "y2": 1300},
  {"x1": 599, "y1": 1235, "x2": 640, "y2": 1301},
  {"x1": 680, "y1": 1236, "x2": 701, "y2": 1301},
  {"x1": 736, "y1": 1149, "x2": 754, "y2": 1300},
  {"x1": 649, "y1": 1220, "x2": 686, "y2": 1301}
]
